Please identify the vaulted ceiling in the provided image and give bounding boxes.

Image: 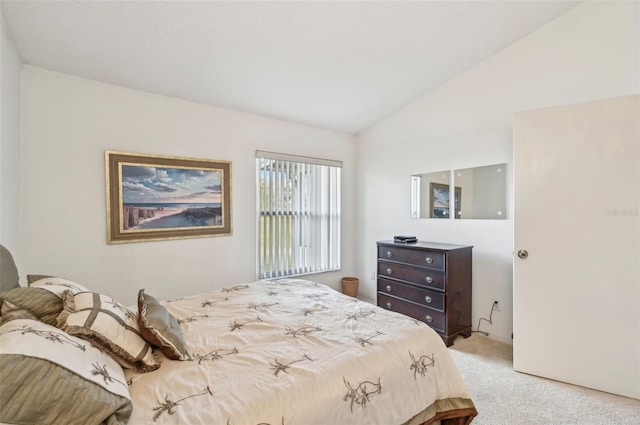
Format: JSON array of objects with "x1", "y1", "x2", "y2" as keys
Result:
[{"x1": 1, "y1": 1, "x2": 580, "y2": 134}]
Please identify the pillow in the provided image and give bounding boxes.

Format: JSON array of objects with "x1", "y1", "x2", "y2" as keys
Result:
[
  {"x1": 28, "y1": 276, "x2": 90, "y2": 296},
  {"x1": 0, "y1": 318, "x2": 132, "y2": 425},
  {"x1": 138, "y1": 289, "x2": 187, "y2": 360},
  {"x1": 0, "y1": 301, "x2": 38, "y2": 325},
  {"x1": 0, "y1": 277, "x2": 89, "y2": 326},
  {"x1": 27, "y1": 274, "x2": 54, "y2": 284},
  {"x1": 58, "y1": 291, "x2": 160, "y2": 373},
  {"x1": 0, "y1": 287, "x2": 63, "y2": 326}
]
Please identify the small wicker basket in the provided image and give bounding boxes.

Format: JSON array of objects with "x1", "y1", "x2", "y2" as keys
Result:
[{"x1": 341, "y1": 277, "x2": 359, "y2": 297}]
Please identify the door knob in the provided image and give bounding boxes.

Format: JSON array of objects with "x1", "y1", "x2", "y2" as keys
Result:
[{"x1": 517, "y1": 249, "x2": 529, "y2": 259}]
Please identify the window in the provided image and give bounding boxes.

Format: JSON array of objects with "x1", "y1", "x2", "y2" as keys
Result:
[{"x1": 256, "y1": 151, "x2": 341, "y2": 279}]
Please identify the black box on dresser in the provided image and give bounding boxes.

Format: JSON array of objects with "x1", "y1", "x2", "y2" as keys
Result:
[{"x1": 376, "y1": 240, "x2": 473, "y2": 346}]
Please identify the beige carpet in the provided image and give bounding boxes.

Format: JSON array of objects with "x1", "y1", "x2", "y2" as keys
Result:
[{"x1": 447, "y1": 334, "x2": 640, "y2": 425}]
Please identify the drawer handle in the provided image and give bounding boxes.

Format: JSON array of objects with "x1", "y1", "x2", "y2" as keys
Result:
[
  {"x1": 386, "y1": 251, "x2": 393, "y2": 258},
  {"x1": 386, "y1": 302, "x2": 392, "y2": 309},
  {"x1": 425, "y1": 276, "x2": 433, "y2": 284},
  {"x1": 386, "y1": 285, "x2": 392, "y2": 292},
  {"x1": 425, "y1": 296, "x2": 432, "y2": 304},
  {"x1": 425, "y1": 315, "x2": 433, "y2": 323},
  {"x1": 386, "y1": 268, "x2": 393, "y2": 275},
  {"x1": 425, "y1": 257, "x2": 433, "y2": 264}
]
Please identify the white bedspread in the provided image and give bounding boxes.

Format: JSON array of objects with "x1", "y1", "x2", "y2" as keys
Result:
[{"x1": 125, "y1": 279, "x2": 474, "y2": 424}]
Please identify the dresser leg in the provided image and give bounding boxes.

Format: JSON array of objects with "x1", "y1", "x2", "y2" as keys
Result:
[{"x1": 443, "y1": 327, "x2": 472, "y2": 346}]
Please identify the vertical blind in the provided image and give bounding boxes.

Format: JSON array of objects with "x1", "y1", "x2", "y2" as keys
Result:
[{"x1": 256, "y1": 151, "x2": 342, "y2": 279}]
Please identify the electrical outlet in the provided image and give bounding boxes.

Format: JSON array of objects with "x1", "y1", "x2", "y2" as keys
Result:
[
  {"x1": 370, "y1": 271, "x2": 376, "y2": 281},
  {"x1": 492, "y1": 299, "x2": 501, "y2": 312}
]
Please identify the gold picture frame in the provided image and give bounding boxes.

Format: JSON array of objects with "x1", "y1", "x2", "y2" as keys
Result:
[{"x1": 106, "y1": 151, "x2": 231, "y2": 244}]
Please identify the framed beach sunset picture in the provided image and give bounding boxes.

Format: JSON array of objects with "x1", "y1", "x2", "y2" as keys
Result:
[
  {"x1": 106, "y1": 151, "x2": 231, "y2": 244},
  {"x1": 429, "y1": 182, "x2": 461, "y2": 219}
]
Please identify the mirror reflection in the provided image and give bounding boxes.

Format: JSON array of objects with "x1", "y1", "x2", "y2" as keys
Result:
[
  {"x1": 411, "y1": 163, "x2": 507, "y2": 220},
  {"x1": 453, "y1": 163, "x2": 507, "y2": 219},
  {"x1": 410, "y1": 170, "x2": 451, "y2": 219}
]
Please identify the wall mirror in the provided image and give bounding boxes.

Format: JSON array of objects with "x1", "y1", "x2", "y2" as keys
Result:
[
  {"x1": 453, "y1": 163, "x2": 507, "y2": 219},
  {"x1": 410, "y1": 170, "x2": 451, "y2": 219},
  {"x1": 411, "y1": 163, "x2": 507, "y2": 220}
]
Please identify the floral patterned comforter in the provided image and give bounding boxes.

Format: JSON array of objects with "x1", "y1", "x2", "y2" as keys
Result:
[{"x1": 125, "y1": 279, "x2": 476, "y2": 424}]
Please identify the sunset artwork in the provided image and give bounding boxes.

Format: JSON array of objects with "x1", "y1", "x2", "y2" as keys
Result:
[
  {"x1": 106, "y1": 151, "x2": 231, "y2": 244},
  {"x1": 429, "y1": 182, "x2": 461, "y2": 219},
  {"x1": 121, "y1": 165, "x2": 223, "y2": 230}
]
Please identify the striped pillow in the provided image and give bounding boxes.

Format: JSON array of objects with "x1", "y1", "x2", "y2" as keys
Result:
[
  {"x1": 0, "y1": 319, "x2": 132, "y2": 425},
  {"x1": 0, "y1": 277, "x2": 90, "y2": 326},
  {"x1": 0, "y1": 287, "x2": 63, "y2": 326},
  {"x1": 58, "y1": 291, "x2": 159, "y2": 373}
]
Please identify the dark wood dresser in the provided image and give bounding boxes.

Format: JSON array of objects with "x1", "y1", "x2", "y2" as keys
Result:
[{"x1": 376, "y1": 240, "x2": 473, "y2": 346}]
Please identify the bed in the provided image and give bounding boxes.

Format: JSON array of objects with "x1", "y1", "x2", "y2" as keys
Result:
[{"x1": 0, "y1": 244, "x2": 477, "y2": 425}]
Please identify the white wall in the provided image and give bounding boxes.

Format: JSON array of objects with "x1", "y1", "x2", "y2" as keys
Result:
[
  {"x1": 20, "y1": 66, "x2": 356, "y2": 305},
  {"x1": 0, "y1": 9, "x2": 21, "y2": 256},
  {"x1": 355, "y1": 1, "x2": 639, "y2": 343}
]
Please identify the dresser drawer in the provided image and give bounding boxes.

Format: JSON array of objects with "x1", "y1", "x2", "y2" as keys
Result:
[
  {"x1": 377, "y1": 278, "x2": 445, "y2": 311},
  {"x1": 377, "y1": 262, "x2": 445, "y2": 291},
  {"x1": 378, "y1": 293, "x2": 445, "y2": 333},
  {"x1": 378, "y1": 246, "x2": 445, "y2": 271}
]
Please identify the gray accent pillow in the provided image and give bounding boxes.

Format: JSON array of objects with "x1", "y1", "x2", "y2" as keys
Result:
[
  {"x1": 138, "y1": 289, "x2": 187, "y2": 360},
  {"x1": 0, "y1": 244, "x2": 19, "y2": 291}
]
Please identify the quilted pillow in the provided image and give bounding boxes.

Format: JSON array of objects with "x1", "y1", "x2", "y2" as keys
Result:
[
  {"x1": 0, "y1": 318, "x2": 132, "y2": 425},
  {"x1": 58, "y1": 291, "x2": 159, "y2": 373},
  {"x1": 0, "y1": 287, "x2": 63, "y2": 326},
  {"x1": 138, "y1": 289, "x2": 187, "y2": 360}
]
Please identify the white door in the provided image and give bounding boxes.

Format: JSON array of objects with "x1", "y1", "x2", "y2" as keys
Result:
[{"x1": 513, "y1": 95, "x2": 639, "y2": 399}]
